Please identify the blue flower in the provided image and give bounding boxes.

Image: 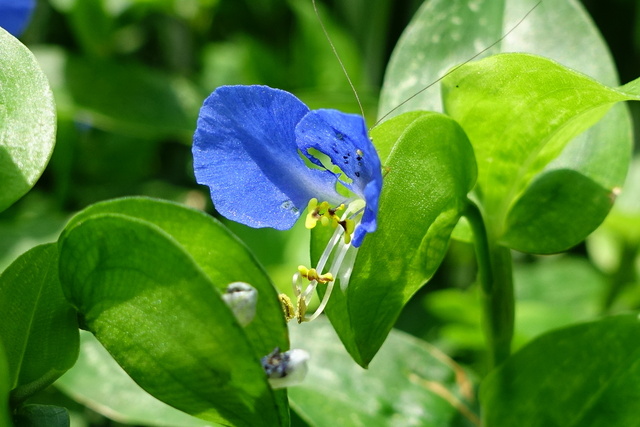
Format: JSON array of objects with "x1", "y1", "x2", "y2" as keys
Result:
[
  {"x1": 193, "y1": 85, "x2": 383, "y2": 322},
  {"x1": 0, "y1": 0, "x2": 35, "y2": 37},
  {"x1": 193, "y1": 85, "x2": 382, "y2": 248}
]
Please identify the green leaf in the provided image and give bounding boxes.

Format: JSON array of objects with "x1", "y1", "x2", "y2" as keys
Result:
[
  {"x1": 68, "y1": 0, "x2": 115, "y2": 57},
  {"x1": 13, "y1": 405, "x2": 69, "y2": 427},
  {"x1": 0, "y1": 29, "x2": 56, "y2": 213},
  {"x1": 0, "y1": 244, "x2": 78, "y2": 405},
  {"x1": 56, "y1": 331, "x2": 216, "y2": 427},
  {"x1": 378, "y1": 0, "x2": 621, "y2": 117},
  {"x1": 58, "y1": 198, "x2": 288, "y2": 427},
  {"x1": 288, "y1": 318, "x2": 478, "y2": 426},
  {"x1": 442, "y1": 53, "x2": 638, "y2": 252},
  {"x1": 63, "y1": 197, "x2": 288, "y2": 360},
  {"x1": 501, "y1": 170, "x2": 614, "y2": 253},
  {"x1": 481, "y1": 314, "x2": 640, "y2": 426},
  {"x1": 316, "y1": 112, "x2": 476, "y2": 367},
  {"x1": 379, "y1": 0, "x2": 633, "y2": 252},
  {"x1": 0, "y1": 343, "x2": 13, "y2": 427}
]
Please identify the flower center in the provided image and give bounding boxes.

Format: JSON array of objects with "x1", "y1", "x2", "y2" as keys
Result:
[
  {"x1": 279, "y1": 197, "x2": 364, "y2": 323},
  {"x1": 304, "y1": 198, "x2": 355, "y2": 244}
]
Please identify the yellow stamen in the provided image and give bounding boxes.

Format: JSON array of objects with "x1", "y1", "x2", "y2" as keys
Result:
[
  {"x1": 305, "y1": 199, "x2": 355, "y2": 243},
  {"x1": 279, "y1": 293, "x2": 295, "y2": 322},
  {"x1": 305, "y1": 198, "x2": 319, "y2": 229},
  {"x1": 338, "y1": 218, "x2": 355, "y2": 244},
  {"x1": 296, "y1": 294, "x2": 307, "y2": 323},
  {"x1": 298, "y1": 265, "x2": 334, "y2": 283}
]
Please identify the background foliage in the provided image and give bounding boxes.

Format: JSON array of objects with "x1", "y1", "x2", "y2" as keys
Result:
[{"x1": 2, "y1": 0, "x2": 640, "y2": 426}]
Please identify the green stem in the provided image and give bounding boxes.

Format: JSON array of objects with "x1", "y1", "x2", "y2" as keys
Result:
[
  {"x1": 602, "y1": 240, "x2": 639, "y2": 313},
  {"x1": 464, "y1": 201, "x2": 514, "y2": 369}
]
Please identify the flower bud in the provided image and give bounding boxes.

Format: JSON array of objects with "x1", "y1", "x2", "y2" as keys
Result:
[
  {"x1": 261, "y1": 347, "x2": 310, "y2": 389},
  {"x1": 222, "y1": 282, "x2": 257, "y2": 327}
]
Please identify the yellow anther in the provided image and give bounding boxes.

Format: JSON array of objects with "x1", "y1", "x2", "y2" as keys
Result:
[
  {"x1": 338, "y1": 218, "x2": 355, "y2": 244},
  {"x1": 305, "y1": 198, "x2": 319, "y2": 229},
  {"x1": 279, "y1": 293, "x2": 295, "y2": 322},
  {"x1": 305, "y1": 199, "x2": 349, "y2": 230},
  {"x1": 298, "y1": 265, "x2": 334, "y2": 283},
  {"x1": 295, "y1": 294, "x2": 307, "y2": 323}
]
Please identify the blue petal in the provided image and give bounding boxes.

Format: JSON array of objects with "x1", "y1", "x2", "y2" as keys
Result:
[
  {"x1": 295, "y1": 109, "x2": 382, "y2": 246},
  {"x1": 352, "y1": 179, "x2": 381, "y2": 247},
  {"x1": 193, "y1": 85, "x2": 341, "y2": 230},
  {"x1": 0, "y1": 0, "x2": 35, "y2": 36}
]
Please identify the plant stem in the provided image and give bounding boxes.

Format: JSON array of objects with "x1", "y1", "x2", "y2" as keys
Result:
[
  {"x1": 464, "y1": 201, "x2": 514, "y2": 369},
  {"x1": 602, "y1": 240, "x2": 639, "y2": 312}
]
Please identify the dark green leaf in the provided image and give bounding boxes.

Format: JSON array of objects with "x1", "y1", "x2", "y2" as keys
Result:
[
  {"x1": 0, "y1": 244, "x2": 78, "y2": 405},
  {"x1": 481, "y1": 314, "x2": 640, "y2": 426},
  {"x1": 56, "y1": 331, "x2": 216, "y2": 427},
  {"x1": 58, "y1": 199, "x2": 288, "y2": 427},
  {"x1": 13, "y1": 405, "x2": 69, "y2": 427},
  {"x1": 65, "y1": 56, "x2": 200, "y2": 139},
  {"x1": 68, "y1": 0, "x2": 114, "y2": 57},
  {"x1": 0, "y1": 343, "x2": 12, "y2": 427},
  {"x1": 288, "y1": 318, "x2": 478, "y2": 426},
  {"x1": 316, "y1": 112, "x2": 476, "y2": 366},
  {"x1": 63, "y1": 197, "x2": 288, "y2": 360},
  {"x1": 501, "y1": 170, "x2": 614, "y2": 253},
  {"x1": 0, "y1": 29, "x2": 56, "y2": 213}
]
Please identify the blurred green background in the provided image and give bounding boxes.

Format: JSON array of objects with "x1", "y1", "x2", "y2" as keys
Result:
[{"x1": 3, "y1": 0, "x2": 640, "y2": 425}]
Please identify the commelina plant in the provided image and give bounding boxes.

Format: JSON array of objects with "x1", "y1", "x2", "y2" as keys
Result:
[{"x1": 2, "y1": 0, "x2": 640, "y2": 426}]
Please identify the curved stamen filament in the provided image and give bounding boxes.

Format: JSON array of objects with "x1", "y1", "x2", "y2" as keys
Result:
[{"x1": 285, "y1": 203, "x2": 361, "y2": 323}]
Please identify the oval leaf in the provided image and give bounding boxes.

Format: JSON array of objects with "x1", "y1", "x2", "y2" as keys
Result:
[
  {"x1": 316, "y1": 112, "x2": 476, "y2": 366},
  {"x1": 481, "y1": 314, "x2": 640, "y2": 426},
  {"x1": 0, "y1": 28, "x2": 56, "y2": 212},
  {"x1": 56, "y1": 331, "x2": 216, "y2": 427},
  {"x1": 58, "y1": 214, "x2": 285, "y2": 427},
  {"x1": 442, "y1": 53, "x2": 637, "y2": 251},
  {"x1": 62, "y1": 197, "x2": 288, "y2": 361},
  {"x1": 0, "y1": 243, "x2": 78, "y2": 405},
  {"x1": 378, "y1": 0, "x2": 632, "y2": 252},
  {"x1": 379, "y1": 0, "x2": 622, "y2": 117}
]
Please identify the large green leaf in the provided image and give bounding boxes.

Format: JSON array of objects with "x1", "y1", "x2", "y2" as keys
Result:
[
  {"x1": 315, "y1": 112, "x2": 476, "y2": 367},
  {"x1": 442, "y1": 53, "x2": 639, "y2": 252},
  {"x1": 378, "y1": 0, "x2": 632, "y2": 252},
  {"x1": 57, "y1": 331, "x2": 216, "y2": 427},
  {"x1": 378, "y1": 0, "x2": 621, "y2": 116},
  {"x1": 58, "y1": 198, "x2": 289, "y2": 427},
  {"x1": 63, "y1": 197, "x2": 288, "y2": 359},
  {"x1": 481, "y1": 314, "x2": 640, "y2": 426},
  {"x1": 288, "y1": 318, "x2": 478, "y2": 426},
  {"x1": 0, "y1": 244, "x2": 78, "y2": 405},
  {"x1": 0, "y1": 28, "x2": 56, "y2": 213}
]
